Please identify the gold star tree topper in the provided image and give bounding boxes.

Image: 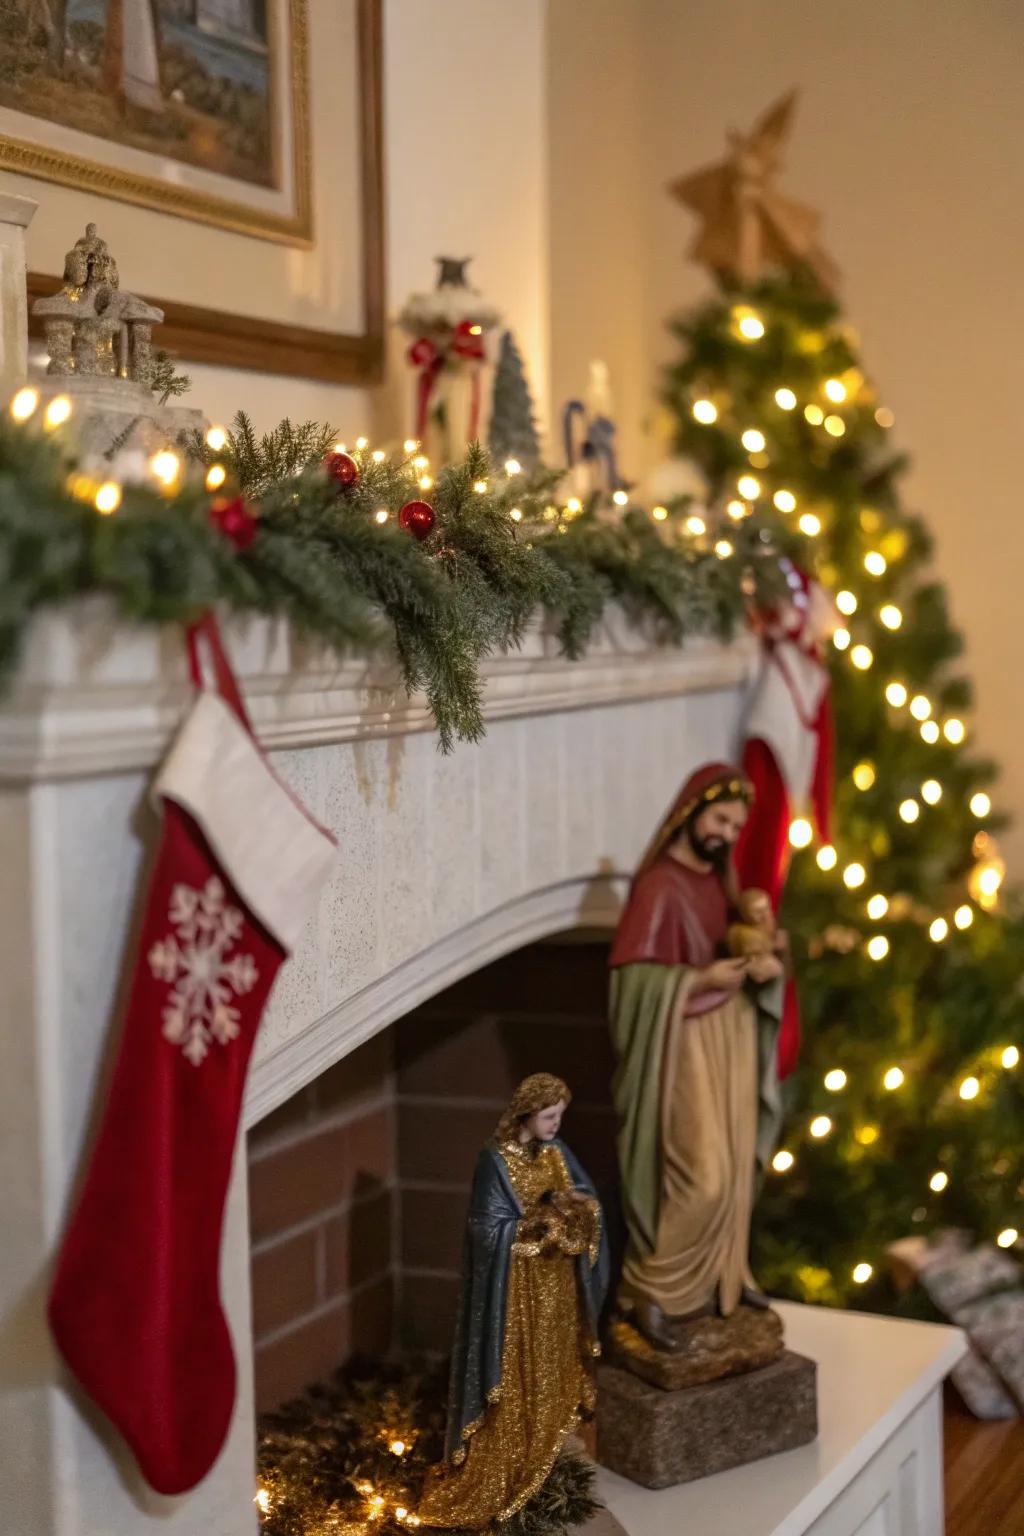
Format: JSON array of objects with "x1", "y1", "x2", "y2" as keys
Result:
[{"x1": 669, "y1": 91, "x2": 839, "y2": 294}]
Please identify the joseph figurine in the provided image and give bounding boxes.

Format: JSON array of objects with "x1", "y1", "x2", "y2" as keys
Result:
[{"x1": 609, "y1": 762, "x2": 786, "y2": 1352}]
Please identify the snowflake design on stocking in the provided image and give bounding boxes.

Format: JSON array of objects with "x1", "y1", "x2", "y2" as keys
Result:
[{"x1": 148, "y1": 876, "x2": 259, "y2": 1066}]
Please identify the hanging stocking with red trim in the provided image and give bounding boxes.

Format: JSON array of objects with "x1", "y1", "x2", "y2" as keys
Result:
[
  {"x1": 48, "y1": 617, "x2": 336, "y2": 1495},
  {"x1": 735, "y1": 562, "x2": 836, "y2": 1079}
]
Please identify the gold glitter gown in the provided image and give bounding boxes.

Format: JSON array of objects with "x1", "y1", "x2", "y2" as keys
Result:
[{"x1": 419, "y1": 1139, "x2": 602, "y2": 1529}]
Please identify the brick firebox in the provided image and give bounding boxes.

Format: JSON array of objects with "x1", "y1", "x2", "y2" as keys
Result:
[{"x1": 247, "y1": 938, "x2": 619, "y2": 1410}]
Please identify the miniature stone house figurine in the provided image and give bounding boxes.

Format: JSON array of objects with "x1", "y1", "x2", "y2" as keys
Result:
[
  {"x1": 27, "y1": 219, "x2": 204, "y2": 456},
  {"x1": 33, "y1": 224, "x2": 163, "y2": 385}
]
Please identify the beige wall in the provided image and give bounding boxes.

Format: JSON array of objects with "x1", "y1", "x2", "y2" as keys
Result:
[
  {"x1": 9, "y1": 0, "x2": 548, "y2": 443},
  {"x1": 547, "y1": 0, "x2": 1024, "y2": 866}
]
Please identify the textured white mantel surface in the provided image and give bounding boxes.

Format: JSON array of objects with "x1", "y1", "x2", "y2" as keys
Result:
[{"x1": 0, "y1": 602, "x2": 755, "y2": 1536}]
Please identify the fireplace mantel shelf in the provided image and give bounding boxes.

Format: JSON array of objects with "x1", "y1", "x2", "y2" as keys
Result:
[{"x1": 0, "y1": 598, "x2": 756, "y2": 780}]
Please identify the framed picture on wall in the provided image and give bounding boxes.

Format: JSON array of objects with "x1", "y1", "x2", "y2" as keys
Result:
[{"x1": 6, "y1": 0, "x2": 384, "y2": 383}]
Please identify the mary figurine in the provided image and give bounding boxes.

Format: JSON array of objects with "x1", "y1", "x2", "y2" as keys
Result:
[{"x1": 419, "y1": 1074, "x2": 609, "y2": 1530}]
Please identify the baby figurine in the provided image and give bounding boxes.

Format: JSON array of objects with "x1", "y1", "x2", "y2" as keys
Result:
[{"x1": 728, "y1": 888, "x2": 776, "y2": 959}]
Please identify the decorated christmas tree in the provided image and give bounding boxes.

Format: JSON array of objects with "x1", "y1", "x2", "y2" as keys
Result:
[
  {"x1": 660, "y1": 95, "x2": 1024, "y2": 1312},
  {"x1": 488, "y1": 329, "x2": 541, "y2": 472}
]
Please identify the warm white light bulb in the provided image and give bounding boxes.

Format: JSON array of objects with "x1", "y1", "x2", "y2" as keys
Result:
[
  {"x1": 804, "y1": 404, "x2": 825, "y2": 426},
  {"x1": 851, "y1": 644, "x2": 874, "y2": 670},
  {"x1": 971, "y1": 792, "x2": 992, "y2": 818},
  {"x1": 94, "y1": 481, "x2": 121, "y2": 515},
  {"x1": 853, "y1": 761, "x2": 876, "y2": 790},
  {"x1": 727, "y1": 499, "x2": 748, "y2": 520},
  {"x1": 844, "y1": 862, "x2": 867, "y2": 889},
  {"x1": 1001, "y1": 1045, "x2": 1020, "y2": 1070},
  {"x1": 737, "y1": 474, "x2": 761, "y2": 499},
  {"x1": 810, "y1": 1115, "x2": 832, "y2": 1139},
  {"x1": 775, "y1": 388, "x2": 797, "y2": 410},
  {"x1": 824, "y1": 378, "x2": 847, "y2": 403},
  {"x1": 929, "y1": 1171, "x2": 949, "y2": 1193},
  {"x1": 824, "y1": 1069, "x2": 847, "y2": 1091},
  {"x1": 692, "y1": 398, "x2": 718, "y2": 424},
  {"x1": 799, "y1": 513, "x2": 822, "y2": 537},
  {"x1": 852, "y1": 1262, "x2": 873, "y2": 1284},
  {"x1": 909, "y1": 695, "x2": 932, "y2": 721},
  {"x1": 886, "y1": 682, "x2": 908, "y2": 708},
  {"x1": 864, "y1": 551, "x2": 887, "y2": 576},
  {"x1": 789, "y1": 818, "x2": 814, "y2": 849},
  {"x1": 959, "y1": 1076, "x2": 980, "y2": 1101},
  {"x1": 824, "y1": 414, "x2": 846, "y2": 437},
  {"x1": 510, "y1": 507, "x2": 523, "y2": 523},
  {"x1": 504, "y1": 458, "x2": 522, "y2": 475},
  {"x1": 867, "y1": 935, "x2": 890, "y2": 961},
  {"x1": 44, "y1": 394, "x2": 73, "y2": 430},
  {"x1": 772, "y1": 1149, "x2": 795, "y2": 1172},
  {"x1": 883, "y1": 1066, "x2": 905, "y2": 1091},
  {"x1": 836, "y1": 590, "x2": 858, "y2": 616},
  {"x1": 921, "y1": 721, "x2": 941, "y2": 744},
  {"x1": 613, "y1": 489, "x2": 629, "y2": 506},
  {"x1": 954, "y1": 905, "x2": 974, "y2": 930},
  {"x1": 150, "y1": 449, "x2": 180, "y2": 486},
  {"x1": 867, "y1": 894, "x2": 889, "y2": 920},
  {"x1": 686, "y1": 515, "x2": 707, "y2": 536},
  {"x1": 652, "y1": 504, "x2": 669, "y2": 521},
  {"x1": 997, "y1": 1229, "x2": 1019, "y2": 1249},
  {"x1": 921, "y1": 780, "x2": 942, "y2": 805},
  {"x1": 899, "y1": 799, "x2": 920, "y2": 824},
  {"x1": 880, "y1": 604, "x2": 903, "y2": 630},
  {"x1": 10, "y1": 385, "x2": 39, "y2": 422},
  {"x1": 741, "y1": 428, "x2": 766, "y2": 452},
  {"x1": 773, "y1": 489, "x2": 797, "y2": 513},
  {"x1": 473, "y1": 479, "x2": 488, "y2": 494},
  {"x1": 206, "y1": 425, "x2": 228, "y2": 452},
  {"x1": 374, "y1": 508, "x2": 389, "y2": 524},
  {"x1": 944, "y1": 718, "x2": 966, "y2": 745},
  {"x1": 817, "y1": 844, "x2": 838, "y2": 871},
  {"x1": 833, "y1": 628, "x2": 851, "y2": 651},
  {"x1": 736, "y1": 310, "x2": 765, "y2": 340},
  {"x1": 206, "y1": 464, "x2": 227, "y2": 490},
  {"x1": 404, "y1": 438, "x2": 419, "y2": 454},
  {"x1": 355, "y1": 436, "x2": 368, "y2": 451},
  {"x1": 714, "y1": 538, "x2": 734, "y2": 559},
  {"x1": 929, "y1": 917, "x2": 949, "y2": 943}
]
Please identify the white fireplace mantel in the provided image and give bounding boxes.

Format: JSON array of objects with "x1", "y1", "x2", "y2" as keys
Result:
[{"x1": 0, "y1": 601, "x2": 755, "y2": 1536}]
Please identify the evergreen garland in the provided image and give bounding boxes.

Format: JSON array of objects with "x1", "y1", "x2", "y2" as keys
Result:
[
  {"x1": 256, "y1": 1357, "x2": 600, "y2": 1536},
  {"x1": 0, "y1": 409, "x2": 777, "y2": 750}
]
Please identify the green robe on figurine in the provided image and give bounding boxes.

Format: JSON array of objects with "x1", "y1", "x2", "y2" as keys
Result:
[
  {"x1": 420, "y1": 1074, "x2": 609, "y2": 1529},
  {"x1": 609, "y1": 762, "x2": 785, "y2": 1352}
]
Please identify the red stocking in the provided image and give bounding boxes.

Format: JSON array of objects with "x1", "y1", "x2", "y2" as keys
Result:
[{"x1": 48, "y1": 619, "x2": 335, "y2": 1495}]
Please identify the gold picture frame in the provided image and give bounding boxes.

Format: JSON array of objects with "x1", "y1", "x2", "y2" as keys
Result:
[
  {"x1": 0, "y1": 0, "x2": 313, "y2": 246},
  {"x1": 23, "y1": 0, "x2": 386, "y2": 385}
]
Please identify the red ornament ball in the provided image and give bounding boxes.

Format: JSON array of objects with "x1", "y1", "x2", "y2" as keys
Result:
[
  {"x1": 324, "y1": 450, "x2": 360, "y2": 488},
  {"x1": 210, "y1": 495, "x2": 258, "y2": 551},
  {"x1": 398, "y1": 499, "x2": 436, "y2": 541}
]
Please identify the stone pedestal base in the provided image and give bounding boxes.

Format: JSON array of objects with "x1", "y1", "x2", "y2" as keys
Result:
[
  {"x1": 36, "y1": 376, "x2": 206, "y2": 457},
  {"x1": 596, "y1": 1350, "x2": 818, "y2": 1490}
]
